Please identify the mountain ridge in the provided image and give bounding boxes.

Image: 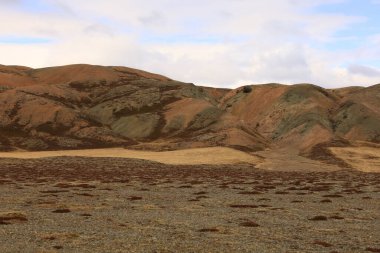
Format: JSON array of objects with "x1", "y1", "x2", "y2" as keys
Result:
[{"x1": 1, "y1": 64, "x2": 379, "y2": 167}]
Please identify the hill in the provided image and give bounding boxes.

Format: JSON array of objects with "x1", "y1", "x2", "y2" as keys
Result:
[{"x1": 0, "y1": 64, "x2": 379, "y2": 167}]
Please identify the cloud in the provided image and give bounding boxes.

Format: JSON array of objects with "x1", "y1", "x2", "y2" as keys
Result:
[
  {"x1": 138, "y1": 11, "x2": 166, "y2": 27},
  {"x1": 348, "y1": 64, "x2": 380, "y2": 77},
  {"x1": 0, "y1": 36, "x2": 51, "y2": 44},
  {"x1": 0, "y1": 0, "x2": 379, "y2": 88},
  {"x1": 83, "y1": 23, "x2": 114, "y2": 36},
  {"x1": 0, "y1": 0, "x2": 21, "y2": 4}
]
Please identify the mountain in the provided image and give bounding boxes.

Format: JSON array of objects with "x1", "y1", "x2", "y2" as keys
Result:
[{"x1": 0, "y1": 64, "x2": 379, "y2": 163}]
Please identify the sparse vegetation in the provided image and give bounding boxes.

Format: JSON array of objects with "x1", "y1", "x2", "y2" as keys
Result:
[
  {"x1": 309, "y1": 215, "x2": 328, "y2": 221},
  {"x1": 0, "y1": 156, "x2": 379, "y2": 252},
  {"x1": 242, "y1": 85, "x2": 252, "y2": 93}
]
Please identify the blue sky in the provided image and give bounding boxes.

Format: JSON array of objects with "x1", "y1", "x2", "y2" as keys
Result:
[
  {"x1": 0, "y1": 36, "x2": 51, "y2": 44},
  {"x1": 0, "y1": 0, "x2": 380, "y2": 88},
  {"x1": 315, "y1": 1, "x2": 380, "y2": 47}
]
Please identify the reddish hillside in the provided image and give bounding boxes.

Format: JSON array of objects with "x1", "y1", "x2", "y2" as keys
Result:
[{"x1": 0, "y1": 64, "x2": 379, "y2": 161}]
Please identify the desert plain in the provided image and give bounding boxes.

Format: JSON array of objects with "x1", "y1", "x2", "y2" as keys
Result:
[{"x1": 0, "y1": 147, "x2": 379, "y2": 253}]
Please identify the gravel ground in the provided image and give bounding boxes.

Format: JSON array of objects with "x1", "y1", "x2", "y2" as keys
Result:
[{"x1": 0, "y1": 157, "x2": 379, "y2": 253}]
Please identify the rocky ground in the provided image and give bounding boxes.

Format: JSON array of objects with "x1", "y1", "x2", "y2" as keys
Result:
[{"x1": 0, "y1": 157, "x2": 379, "y2": 253}]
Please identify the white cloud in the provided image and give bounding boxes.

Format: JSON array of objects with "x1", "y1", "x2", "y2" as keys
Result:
[
  {"x1": 348, "y1": 64, "x2": 380, "y2": 77},
  {"x1": 0, "y1": 0, "x2": 379, "y2": 88},
  {"x1": 0, "y1": 0, "x2": 21, "y2": 4}
]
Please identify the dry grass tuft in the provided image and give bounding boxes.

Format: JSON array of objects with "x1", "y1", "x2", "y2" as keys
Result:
[
  {"x1": 52, "y1": 209, "x2": 71, "y2": 213},
  {"x1": 366, "y1": 248, "x2": 380, "y2": 252},
  {"x1": 230, "y1": 204, "x2": 259, "y2": 208},
  {"x1": 313, "y1": 240, "x2": 333, "y2": 247},
  {"x1": 0, "y1": 212, "x2": 27, "y2": 225},
  {"x1": 239, "y1": 221, "x2": 260, "y2": 227},
  {"x1": 238, "y1": 191, "x2": 262, "y2": 195},
  {"x1": 330, "y1": 215, "x2": 344, "y2": 220},
  {"x1": 323, "y1": 194, "x2": 343, "y2": 198},
  {"x1": 128, "y1": 196, "x2": 143, "y2": 201},
  {"x1": 309, "y1": 215, "x2": 328, "y2": 221},
  {"x1": 198, "y1": 228, "x2": 219, "y2": 232}
]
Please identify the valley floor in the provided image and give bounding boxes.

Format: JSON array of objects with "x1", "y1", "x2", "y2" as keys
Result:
[
  {"x1": 0, "y1": 157, "x2": 379, "y2": 253},
  {"x1": 0, "y1": 145, "x2": 379, "y2": 172},
  {"x1": 0, "y1": 147, "x2": 260, "y2": 166}
]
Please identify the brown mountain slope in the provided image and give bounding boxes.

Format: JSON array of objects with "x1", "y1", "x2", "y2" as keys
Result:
[{"x1": 0, "y1": 64, "x2": 379, "y2": 162}]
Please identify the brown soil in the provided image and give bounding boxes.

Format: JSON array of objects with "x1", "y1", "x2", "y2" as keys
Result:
[{"x1": 0, "y1": 156, "x2": 379, "y2": 252}]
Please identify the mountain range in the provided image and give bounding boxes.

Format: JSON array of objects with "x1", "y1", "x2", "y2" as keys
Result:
[{"x1": 1, "y1": 64, "x2": 379, "y2": 166}]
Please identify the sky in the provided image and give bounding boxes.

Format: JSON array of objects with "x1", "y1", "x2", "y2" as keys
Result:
[{"x1": 1, "y1": 0, "x2": 380, "y2": 88}]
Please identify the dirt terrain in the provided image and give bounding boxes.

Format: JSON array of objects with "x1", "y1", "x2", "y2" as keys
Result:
[
  {"x1": 0, "y1": 147, "x2": 261, "y2": 165},
  {"x1": 0, "y1": 156, "x2": 379, "y2": 253},
  {"x1": 330, "y1": 146, "x2": 380, "y2": 173},
  {"x1": 1, "y1": 144, "x2": 379, "y2": 172}
]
